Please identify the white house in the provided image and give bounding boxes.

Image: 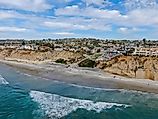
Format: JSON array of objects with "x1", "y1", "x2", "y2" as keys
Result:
[{"x1": 132, "y1": 47, "x2": 158, "y2": 56}]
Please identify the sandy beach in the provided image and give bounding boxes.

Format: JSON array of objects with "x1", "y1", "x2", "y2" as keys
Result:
[{"x1": 1, "y1": 59, "x2": 158, "y2": 93}]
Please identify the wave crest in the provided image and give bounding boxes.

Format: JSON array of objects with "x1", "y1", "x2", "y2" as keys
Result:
[
  {"x1": 0, "y1": 75, "x2": 9, "y2": 85},
  {"x1": 30, "y1": 90, "x2": 130, "y2": 119}
]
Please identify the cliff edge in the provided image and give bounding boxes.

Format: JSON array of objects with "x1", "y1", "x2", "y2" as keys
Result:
[{"x1": 97, "y1": 56, "x2": 158, "y2": 80}]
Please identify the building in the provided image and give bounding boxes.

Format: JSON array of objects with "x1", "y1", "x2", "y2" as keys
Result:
[
  {"x1": 0, "y1": 39, "x2": 23, "y2": 46},
  {"x1": 132, "y1": 48, "x2": 158, "y2": 56},
  {"x1": 19, "y1": 45, "x2": 39, "y2": 50}
]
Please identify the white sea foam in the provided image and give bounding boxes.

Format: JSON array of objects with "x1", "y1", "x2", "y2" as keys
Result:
[
  {"x1": 69, "y1": 83, "x2": 123, "y2": 91},
  {"x1": 39, "y1": 77, "x2": 124, "y2": 92},
  {"x1": 120, "y1": 89, "x2": 158, "y2": 96},
  {"x1": 30, "y1": 90, "x2": 130, "y2": 119},
  {"x1": 16, "y1": 70, "x2": 32, "y2": 77},
  {"x1": 0, "y1": 75, "x2": 9, "y2": 85},
  {"x1": 21, "y1": 73, "x2": 32, "y2": 77},
  {"x1": 72, "y1": 84, "x2": 157, "y2": 96}
]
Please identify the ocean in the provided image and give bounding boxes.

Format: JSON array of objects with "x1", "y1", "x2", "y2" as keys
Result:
[{"x1": 0, "y1": 63, "x2": 158, "y2": 119}]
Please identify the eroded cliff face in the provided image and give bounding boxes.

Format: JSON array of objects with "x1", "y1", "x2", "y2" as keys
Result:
[
  {"x1": 1, "y1": 48, "x2": 158, "y2": 80},
  {"x1": 0, "y1": 48, "x2": 84, "y2": 64},
  {"x1": 96, "y1": 56, "x2": 158, "y2": 80}
]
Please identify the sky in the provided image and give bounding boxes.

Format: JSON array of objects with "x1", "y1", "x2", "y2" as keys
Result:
[{"x1": 0, "y1": 0, "x2": 158, "y2": 40}]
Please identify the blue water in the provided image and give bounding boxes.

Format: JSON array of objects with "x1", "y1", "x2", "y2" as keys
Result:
[{"x1": 0, "y1": 63, "x2": 158, "y2": 119}]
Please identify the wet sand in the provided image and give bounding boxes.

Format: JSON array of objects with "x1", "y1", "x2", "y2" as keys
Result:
[{"x1": 1, "y1": 59, "x2": 158, "y2": 93}]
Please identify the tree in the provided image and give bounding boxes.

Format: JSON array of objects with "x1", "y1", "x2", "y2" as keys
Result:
[
  {"x1": 137, "y1": 43, "x2": 139, "y2": 47},
  {"x1": 43, "y1": 43, "x2": 54, "y2": 50},
  {"x1": 22, "y1": 41, "x2": 25, "y2": 46},
  {"x1": 143, "y1": 38, "x2": 146, "y2": 45},
  {"x1": 96, "y1": 48, "x2": 101, "y2": 53}
]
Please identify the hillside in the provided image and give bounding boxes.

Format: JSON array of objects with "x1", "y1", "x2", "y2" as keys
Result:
[{"x1": 97, "y1": 56, "x2": 158, "y2": 80}]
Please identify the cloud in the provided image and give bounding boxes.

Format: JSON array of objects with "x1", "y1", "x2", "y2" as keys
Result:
[
  {"x1": 118, "y1": 27, "x2": 129, "y2": 33},
  {"x1": 0, "y1": 0, "x2": 158, "y2": 39},
  {"x1": 43, "y1": 18, "x2": 111, "y2": 31},
  {"x1": 55, "y1": 5, "x2": 123, "y2": 19},
  {"x1": 124, "y1": 0, "x2": 157, "y2": 10},
  {"x1": 54, "y1": 3, "x2": 158, "y2": 29},
  {"x1": 118, "y1": 27, "x2": 146, "y2": 34},
  {"x1": 44, "y1": 21, "x2": 74, "y2": 29},
  {"x1": 0, "y1": 11, "x2": 16, "y2": 19},
  {"x1": 81, "y1": 0, "x2": 112, "y2": 7},
  {"x1": 0, "y1": 0, "x2": 52, "y2": 12},
  {"x1": 59, "y1": 0, "x2": 74, "y2": 3},
  {"x1": 117, "y1": 8, "x2": 158, "y2": 27},
  {"x1": 53, "y1": 32, "x2": 75, "y2": 36},
  {"x1": 0, "y1": 27, "x2": 27, "y2": 32},
  {"x1": 0, "y1": 3, "x2": 157, "y2": 36}
]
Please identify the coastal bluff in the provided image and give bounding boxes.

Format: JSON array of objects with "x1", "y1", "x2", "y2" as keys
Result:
[
  {"x1": 0, "y1": 48, "x2": 84, "y2": 64},
  {"x1": 97, "y1": 56, "x2": 158, "y2": 80},
  {"x1": 2, "y1": 48, "x2": 158, "y2": 81}
]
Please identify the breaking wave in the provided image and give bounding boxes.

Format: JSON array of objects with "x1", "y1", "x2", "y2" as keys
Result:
[
  {"x1": 0, "y1": 75, "x2": 9, "y2": 85},
  {"x1": 30, "y1": 90, "x2": 130, "y2": 119}
]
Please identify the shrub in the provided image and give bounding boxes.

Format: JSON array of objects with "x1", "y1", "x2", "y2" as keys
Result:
[
  {"x1": 78, "y1": 59, "x2": 96, "y2": 68},
  {"x1": 55, "y1": 58, "x2": 67, "y2": 64}
]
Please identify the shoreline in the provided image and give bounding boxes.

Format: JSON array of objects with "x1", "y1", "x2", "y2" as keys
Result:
[{"x1": 1, "y1": 59, "x2": 158, "y2": 93}]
